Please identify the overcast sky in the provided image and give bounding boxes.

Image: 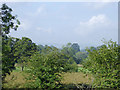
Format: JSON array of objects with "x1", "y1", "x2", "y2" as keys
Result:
[{"x1": 2, "y1": 2, "x2": 118, "y2": 49}]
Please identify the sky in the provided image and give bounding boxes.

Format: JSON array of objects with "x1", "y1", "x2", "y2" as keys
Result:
[{"x1": 1, "y1": 2, "x2": 118, "y2": 49}]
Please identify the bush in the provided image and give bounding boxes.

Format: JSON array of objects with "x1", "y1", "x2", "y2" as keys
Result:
[
  {"x1": 82, "y1": 40, "x2": 120, "y2": 89},
  {"x1": 26, "y1": 51, "x2": 77, "y2": 89}
]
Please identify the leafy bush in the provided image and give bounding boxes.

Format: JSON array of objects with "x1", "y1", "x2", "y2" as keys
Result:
[
  {"x1": 26, "y1": 51, "x2": 77, "y2": 89},
  {"x1": 78, "y1": 67, "x2": 91, "y2": 73},
  {"x1": 82, "y1": 40, "x2": 120, "y2": 89}
]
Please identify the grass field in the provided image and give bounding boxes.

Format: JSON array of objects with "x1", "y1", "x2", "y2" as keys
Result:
[
  {"x1": 3, "y1": 71, "x2": 28, "y2": 88},
  {"x1": 3, "y1": 65, "x2": 33, "y2": 88},
  {"x1": 3, "y1": 64, "x2": 94, "y2": 88},
  {"x1": 61, "y1": 72, "x2": 93, "y2": 85}
]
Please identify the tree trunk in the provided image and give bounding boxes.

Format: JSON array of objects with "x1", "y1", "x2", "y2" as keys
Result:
[{"x1": 21, "y1": 66, "x2": 24, "y2": 71}]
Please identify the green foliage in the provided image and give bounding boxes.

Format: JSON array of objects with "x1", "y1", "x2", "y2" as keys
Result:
[
  {"x1": 71, "y1": 43, "x2": 80, "y2": 53},
  {"x1": 63, "y1": 57, "x2": 78, "y2": 72},
  {"x1": 37, "y1": 44, "x2": 44, "y2": 53},
  {"x1": 13, "y1": 37, "x2": 37, "y2": 71},
  {"x1": 82, "y1": 40, "x2": 120, "y2": 89},
  {"x1": 78, "y1": 67, "x2": 91, "y2": 73},
  {"x1": 37, "y1": 44, "x2": 59, "y2": 54},
  {"x1": 73, "y1": 52, "x2": 88, "y2": 64},
  {"x1": 26, "y1": 51, "x2": 77, "y2": 89},
  {"x1": 1, "y1": 3, "x2": 20, "y2": 80},
  {"x1": 0, "y1": 4, "x2": 20, "y2": 35},
  {"x1": 62, "y1": 43, "x2": 77, "y2": 56},
  {"x1": 61, "y1": 43, "x2": 84, "y2": 64},
  {"x1": 2, "y1": 36, "x2": 16, "y2": 79}
]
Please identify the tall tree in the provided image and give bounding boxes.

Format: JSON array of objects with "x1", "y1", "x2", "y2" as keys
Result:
[
  {"x1": 73, "y1": 51, "x2": 87, "y2": 64},
  {"x1": 13, "y1": 37, "x2": 37, "y2": 71},
  {"x1": 61, "y1": 43, "x2": 76, "y2": 56},
  {"x1": 0, "y1": 3, "x2": 20, "y2": 80},
  {"x1": 71, "y1": 43, "x2": 80, "y2": 53},
  {"x1": 0, "y1": 4, "x2": 20, "y2": 35}
]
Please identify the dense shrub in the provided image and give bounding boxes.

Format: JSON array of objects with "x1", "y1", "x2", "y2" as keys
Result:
[
  {"x1": 26, "y1": 51, "x2": 77, "y2": 89},
  {"x1": 82, "y1": 40, "x2": 120, "y2": 89}
]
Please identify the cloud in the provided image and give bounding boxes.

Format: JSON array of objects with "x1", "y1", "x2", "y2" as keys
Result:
[
  {"x1": 82, "y1": 14, "x2": 109, "y2": 26},
  {"x1": 32, "y1": 5, "x2": 46, "y2": 16},
  {"x1": 26, "y1": 4, "x2": 46, "y2": 17},
  {"x1": 74, "y1": 14, "x2": 117, "y2": 48},
  {"x1": 75, "y1": 14, "x2": 111, "y2": 36},
  {"x1": 36, "y1": 5, "x2": 45, "y2": 14}
]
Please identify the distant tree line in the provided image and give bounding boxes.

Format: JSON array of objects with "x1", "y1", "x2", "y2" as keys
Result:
[{"x1": 37, "y1": 42, "x2": 88, "y2": 64}]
